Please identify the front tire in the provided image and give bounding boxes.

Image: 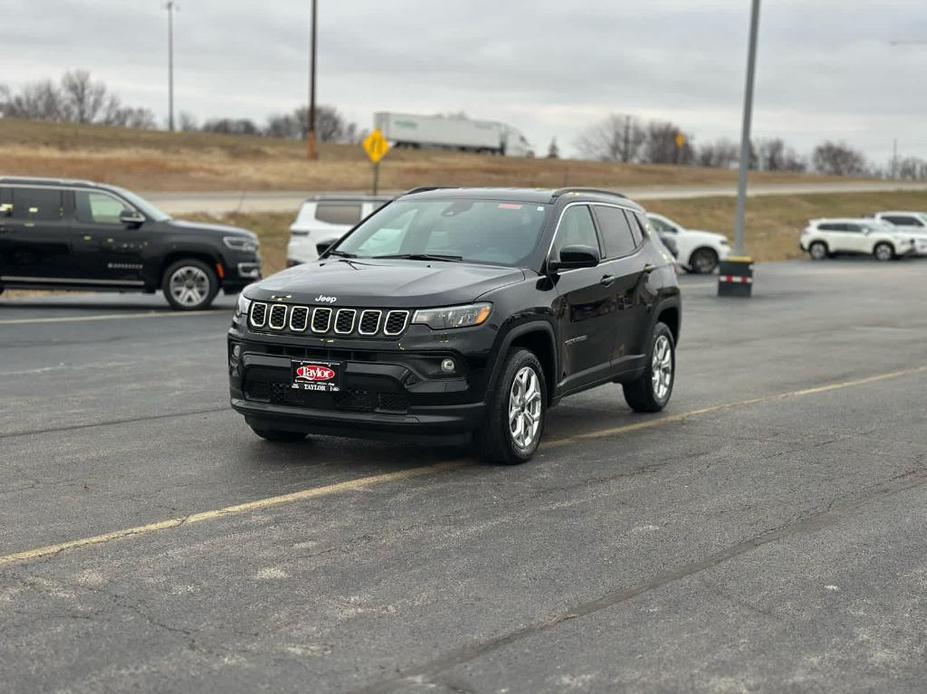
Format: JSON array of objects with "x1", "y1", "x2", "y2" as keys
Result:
[
  {"x1": 623, "y1": 322, "x2": 675, "y2": 412},
  {"x1": 477, "y1": 349, "x2": 546, "y2": 465},
  {"x1": 249, "y1": 426, "x2": 307, "y2": 443},
  {"x1": 873, "y1": 242, "x2": 895, "y2": 262},
  {"x1": 162, "y1": 259, "x2": 219, "y2": 311},
  {"x1": 688, "y1": 247, "x2": 719, "y2": 274},
  {"x1": 809, "y1": 241, "x2": 828, "y2": 260}
]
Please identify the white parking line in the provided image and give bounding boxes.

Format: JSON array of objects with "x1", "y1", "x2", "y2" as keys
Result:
[{"x1": 0, "y1": 310, "x2": 221, "y2": 326}]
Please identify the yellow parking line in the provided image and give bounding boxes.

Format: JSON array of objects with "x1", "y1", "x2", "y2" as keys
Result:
[
  {"x1": 0, "y1": 364, "x2": 924, "y2": 568},
  {"x1": 0, "y1": 311, "x2": 219, "y2": 326}
]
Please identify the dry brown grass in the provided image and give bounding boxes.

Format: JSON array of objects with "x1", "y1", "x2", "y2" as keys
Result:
[
  {"x1": 183, "y1": 191, "x2": 927, "y2": 274},
  {"x1": 1, "y1": 118, "x2": 854, "y2": 193}
]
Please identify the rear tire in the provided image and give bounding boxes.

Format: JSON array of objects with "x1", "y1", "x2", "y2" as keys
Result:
[
  {"x1": 623, "y1": 322, "x2": 675, "y2": 413},
  {"x1": 249, "y1": 427, "x2": 307, "y2": 443},
  {"x1": 688, "y1": 247, "x2": 719, "y2": 274},
  {"x1": 873, "y1": 242, "x2": 895, "y2": 262},
  {"x1": 162, "y1": 259, "x2": 219, "y2": 311},
  {"x1": 476, "y1": 349, "x2": 546, "y2": 465},
  {"x1": 809, "y1": 242, "x2": 828, "y2": 260}
]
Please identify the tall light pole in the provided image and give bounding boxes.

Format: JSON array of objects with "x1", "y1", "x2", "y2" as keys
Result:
[
  {"x1": 733, "y1": 0, "x2": 761, "y2": 257},
  {"x1": 307, "y1": 0, "x2": 318, "y2": 160},
  {"x1": 165, "y1": 1, "x2": 178, "y2": 132}
]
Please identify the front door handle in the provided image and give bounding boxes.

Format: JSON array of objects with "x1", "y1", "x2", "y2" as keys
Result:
[
  {"x1": 643, "y1": 263, "x2": 656, "y2": 274},
  {"x1": 600, "y1": 274, "x2": 617, "y2": 286}
]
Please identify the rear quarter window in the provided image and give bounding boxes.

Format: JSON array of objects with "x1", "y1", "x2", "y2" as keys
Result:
[
  {"x1": 316, "y1": 202, "x2": 363, "y2": 226},
  {"x1": 11, "y1": 188, "x2": 64, "y2": 221}
]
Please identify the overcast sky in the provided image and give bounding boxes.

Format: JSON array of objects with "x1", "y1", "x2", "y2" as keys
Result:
[{"x1": 5, "y1": 0, "x2": 927, "y2": 162}]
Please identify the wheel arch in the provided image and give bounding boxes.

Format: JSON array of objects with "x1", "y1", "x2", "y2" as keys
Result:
[
  {"x1": 487, "y1": 320, "x2": 559, "y2": 406},
  {"x1": 687, "y1": 244, "x2": 719, "y2": 268}
]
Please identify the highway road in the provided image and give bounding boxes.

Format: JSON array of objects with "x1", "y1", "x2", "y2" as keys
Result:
[
  {"x1": 1, "y1": 260, "x2": 927, "y2": 692},
  {"x1": 146, "y1": 181, "x2": 927, "y2": 215}
]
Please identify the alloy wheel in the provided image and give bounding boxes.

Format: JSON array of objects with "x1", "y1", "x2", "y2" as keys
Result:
[
  {"x1": 508, "y1": 366, "x2": 542, "y2": 449},
  {"x1": 169, "y1": 266, "x2": 210, "y2": 307},
  {"x1": 651, "y1": 334, "x2": 673, "y2": 401}
]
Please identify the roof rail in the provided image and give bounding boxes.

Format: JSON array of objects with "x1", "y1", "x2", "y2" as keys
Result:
[
  {"x1": 0, "y1": 175, "x2": 96, "y2": 186},
  {"x1": 402, "y1": 186, "x2": 451, "y2": 196},
  {"x1": 551, "y1": 187, "x2": 627, "y2": 199}
]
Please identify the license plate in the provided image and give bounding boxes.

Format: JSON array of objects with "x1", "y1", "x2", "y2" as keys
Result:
[{"x1": 291, "y1": 360, "x2": 342, "y2": 392}]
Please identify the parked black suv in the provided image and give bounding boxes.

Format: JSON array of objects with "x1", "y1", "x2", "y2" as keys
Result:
[
  {"x1": 229, "y1": 187, "x2": 680, "y2": 463},
  {"x1": 0, "y1": 177, "x2": 261, "y2": 309}
]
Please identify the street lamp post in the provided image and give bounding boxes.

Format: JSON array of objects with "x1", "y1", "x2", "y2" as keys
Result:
[
  {"x1": 165, "y1": 1, "x2": 177, "y2": 132},
  {"x1": 719, "y1": 0, "x2": 760, "y2": 297},
  {"x1": 307, "y1": 0, "x2": 318, "y2": 160}
]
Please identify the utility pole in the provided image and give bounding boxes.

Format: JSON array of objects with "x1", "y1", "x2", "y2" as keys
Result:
[
  {"x1": 892, "y1": 138, "x2": 898, "y2": 180},
  {"x1": 733, "y1": 0, "x2": 761, "y2": 258},
  {"x1": 165, "y1": 1, "x2": 177, "y2": 132},
  {"x1": 623, "y1": 115, "x2": 630, "y2": 163},
  {"x1": 307, "y1": 0, "x2": 319, "y2": 160}
]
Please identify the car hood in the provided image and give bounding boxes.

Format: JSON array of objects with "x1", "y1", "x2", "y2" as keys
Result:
[
  {"x1": 248, "y1": 259, "x2": 526, "y2": 308},
  {"x1": 168, "y1": 219, "x2": 257, "y2": 240}
]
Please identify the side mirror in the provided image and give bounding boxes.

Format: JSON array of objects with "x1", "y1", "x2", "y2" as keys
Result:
[
  {"x1": 119, "y1": 210, "x2": 145, "y2": 227},
  {"x1": 548, "y1": 244, "x2": 600, "y2": 273}
]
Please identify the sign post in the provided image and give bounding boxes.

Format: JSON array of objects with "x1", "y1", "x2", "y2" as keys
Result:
[{"x1": 362, "y1": 129, "x2": 391, "y2": 195}]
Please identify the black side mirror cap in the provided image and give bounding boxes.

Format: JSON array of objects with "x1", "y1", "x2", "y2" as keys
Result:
[{"x1": 548, "y1": 244, "x2": 600, "y2": 273}]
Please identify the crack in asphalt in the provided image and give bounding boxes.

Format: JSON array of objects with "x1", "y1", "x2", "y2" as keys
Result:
[
  {"x1": 353, "y1": 468, "x2": 927, "y2": 694},
  {"x1": 0, "y1": 406, "x2": 228, "y2": 440}
]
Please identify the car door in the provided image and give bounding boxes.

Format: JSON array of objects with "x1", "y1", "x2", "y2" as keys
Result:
[
  {"x1": 842, "y1": 223, "x2": 870, "y2": 253},
  {"x1": 592, "y1": 204, "x2": 652, "y2": 369},
  {"x1": 551, "y1": 204, "x2": 615, "y2": 392},
  {"x1": 817, "y1": 223, "x2": 852, "y2": 253},
  {"x1": 69, "y1": 188, "x2": 147, "y2": 285},
  {"x1": 0, "y1": 186, "x2": 75, "y2": 284}
]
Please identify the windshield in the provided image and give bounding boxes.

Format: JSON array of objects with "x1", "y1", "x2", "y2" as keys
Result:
[
  {"x1": 331, "y1": 199, "x2": 551, "y2": 267},
  {"x1": 111, "y1": 187, "x2": 171, "y2": 222}
]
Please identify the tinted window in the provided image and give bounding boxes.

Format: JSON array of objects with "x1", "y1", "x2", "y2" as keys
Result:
[
  {"x1": 75, "y1": 191, "x2": 130, "y2": 224},
  {"x1": 316, "y1": 202, "x2": 363, "y2": 226},
  {"x1": 11, "y1": 188, "x2": 63, "y2": 221},
  {"x1": 844, "y1": 224, "x2": 862, "y2": 233},
  {"x1": 817, "y1": 223, "x2": 844, "y2": 232},
  {"x1": 627, "y1": 211, "x2": 644, "y2": 245},
  {"x1": 554, "y1": 205, "x2": 599, "y2": 258},
  {"x1": 883, "y1": 215, "x2": 923, "y2": 227},
  {"x1": 592, "y1": 205, "x2": 638, "y2": 258}
]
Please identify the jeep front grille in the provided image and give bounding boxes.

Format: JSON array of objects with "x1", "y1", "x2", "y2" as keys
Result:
[{"x1": 248, "y1": 302, "x2": 409, "y2": 339}]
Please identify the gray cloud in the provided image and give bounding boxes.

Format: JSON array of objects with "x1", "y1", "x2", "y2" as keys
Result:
[{"x1": 5, "y1": 0, "x2": 927, "y2": 162}]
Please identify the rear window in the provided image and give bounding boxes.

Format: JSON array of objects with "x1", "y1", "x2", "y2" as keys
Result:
[
  {"x1": 315, "y1": 202, "x2": 363, "y2": 226},
  {"x1": 882, "y1": 215, "x2": 923, "y2": 227},
  {"x1": 10, "y1": 188, "x2": 63, "y2": 221},
  {"x1": 592, "y1": 205, "x2": 638, "y2": 258}
]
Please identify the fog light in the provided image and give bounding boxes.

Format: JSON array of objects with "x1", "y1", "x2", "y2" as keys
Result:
[{"x1": 440, "y1": 358, "x2": 456, "y2": 374}]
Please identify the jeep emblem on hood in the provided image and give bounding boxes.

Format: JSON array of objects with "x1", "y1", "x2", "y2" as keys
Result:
[{"x1": 315, "y1": 295, "x2": 338, "y2": 304}]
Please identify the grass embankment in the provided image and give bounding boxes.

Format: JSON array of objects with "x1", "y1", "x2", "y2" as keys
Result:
[
  {"x1": 1, "y1": 118, "x2": 848, "y2": 193},
  {"x1": 189, "y1": 191, "x2": 927, "y2": 275}
]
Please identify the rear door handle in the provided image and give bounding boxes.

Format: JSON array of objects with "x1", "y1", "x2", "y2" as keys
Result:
[{"x1": 600, "y1": 274, "x2": 617, "y2": 286}]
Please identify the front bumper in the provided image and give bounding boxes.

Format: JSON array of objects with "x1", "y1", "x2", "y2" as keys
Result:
[{"x1": 228, "y1": 321, "x2": 496, "y2": 440}]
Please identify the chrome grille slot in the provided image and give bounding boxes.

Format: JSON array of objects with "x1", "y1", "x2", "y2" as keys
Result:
[
  {"x1": 334, "y1": 308, "x2": 357, "y2": 335},
  {"x1": 289, "y1": 306, "x2": 309, "y2": 332},
  {"x1": 383, "y1": 310, "x2": 410, "y2": 336},
  {"x1": 268, "y1": 304, "x2": 288, "y2": 330},
  {"x1": 311, "y1": 307, "x2": 332, "y2": 333},
  {"x1": 358, "y1": 309, "x2": 381, "y2": 335},
  {"x1": 249, "y1": 302, "x2": 267, "y2": 328}
]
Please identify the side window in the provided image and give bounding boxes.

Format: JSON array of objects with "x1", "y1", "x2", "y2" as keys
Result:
[
  {"x1": 844, "y1": 224, "x2": 862, "y2": 233},
  {"x1": 885, "y1": 215, "x2": 921, "y2": 227},
  {"x1": 75, "y1": 191, "x2": 130, "y2": 224},
  {"x1": 649, "y1": 216, "x2": 677, "y2": 233},
  {"x1": 11, "y1": 188, "x2": 63, "y2": 221},
  {"x1": 316, "y1": 202, "x2": 363, "y2": 226},
  {"x1": 553, "y1": 205, "x2": 599, "y2": 258},
  {"x1": 624, "y1": 210, "x2": 643, "y2": 246},
  {"x1": 592, "y1": 205, "x2": 638, "y2": 258},
  {"x1": 818, "y1": 223, "x2": 842, "y2": 232}
]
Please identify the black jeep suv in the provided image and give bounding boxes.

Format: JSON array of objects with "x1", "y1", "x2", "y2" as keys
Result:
[
  {"x1": 0, "y1": 177, "x2": 261, "y2": 310},
  {"x1": 229, "y1": 187, "x2": 680, "y2": 463}
]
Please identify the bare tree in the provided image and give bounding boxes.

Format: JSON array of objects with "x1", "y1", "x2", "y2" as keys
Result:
[
  {"x1": 202, "y1": 118, "x2": 260, "y2": 136},
  {"x1": 0, "y1": 79, "x2": 69, "y2": 121},
  {"x1": 754, "y1": 138, "x2": 806, "y2": 172},
  {"x1": 267, "y1": 104, "x2": 356, "y2": 142},
  {"x1": 547, "y1": 138, "x2": 560, "y2": 159},
  {"x1": 897, "y1": 156, "x2": 927, "y2": 180},
  {"x1": 643, "y1": 121, "x2": 693, "y2": 165},
  {"x1": 812, "y1": 141, "x2": 868, "y2": 176},
  {"x1": 575, "y1": 114, "x2": 646, "y2": 163},
  {"x1": 60, "y1": 70, "x2": 110, "y2": 124},
  {"x1": 696, "y1": 139, "x2": 740, "y2": 168},
  {"x1": 177, "y1": 111, "x2": 199, "y2": 132}
]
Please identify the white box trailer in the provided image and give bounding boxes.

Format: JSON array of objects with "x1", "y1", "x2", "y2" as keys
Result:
[{"x1": 374, "y1": 112, "x2": 530, "y2": 157}]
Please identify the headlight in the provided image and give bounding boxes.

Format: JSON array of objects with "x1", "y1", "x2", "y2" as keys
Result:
[
  {"x1": 236, "y1": 293, "x2": 252, "y2": 318},
  {"x1": 223, "y1": 236, "x2": 259, "y2": 252},
  {"x1": 412, "y1": 303, "x2": 492, "y2": 330}
]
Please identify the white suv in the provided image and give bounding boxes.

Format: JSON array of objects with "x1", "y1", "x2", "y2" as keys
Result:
[
  {"x1": 646, "y1": 213, "x2": 730, "y2": 273},
  {"x1": 874, "y1": 211, "x2": 927, "y2": 255},
  {"x1": 800, "y1": 218, "x2": 920, "y2": 261},
  {"x1": 287, "y1": 195, "x2": 391, "y2": 265}
]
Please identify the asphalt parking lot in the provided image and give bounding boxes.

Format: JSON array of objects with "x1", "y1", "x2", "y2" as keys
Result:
[{"x1": 2, "y1": 259, "x2": 926, "y2": 693}]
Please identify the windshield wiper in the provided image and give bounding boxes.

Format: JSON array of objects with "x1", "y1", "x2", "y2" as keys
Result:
[
  {"x1": 371, "y1": 253, "x2": 463, "y2": 262},
  {"x1": 326, "y1": 249, "x2": 357, "y2": 258}
]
